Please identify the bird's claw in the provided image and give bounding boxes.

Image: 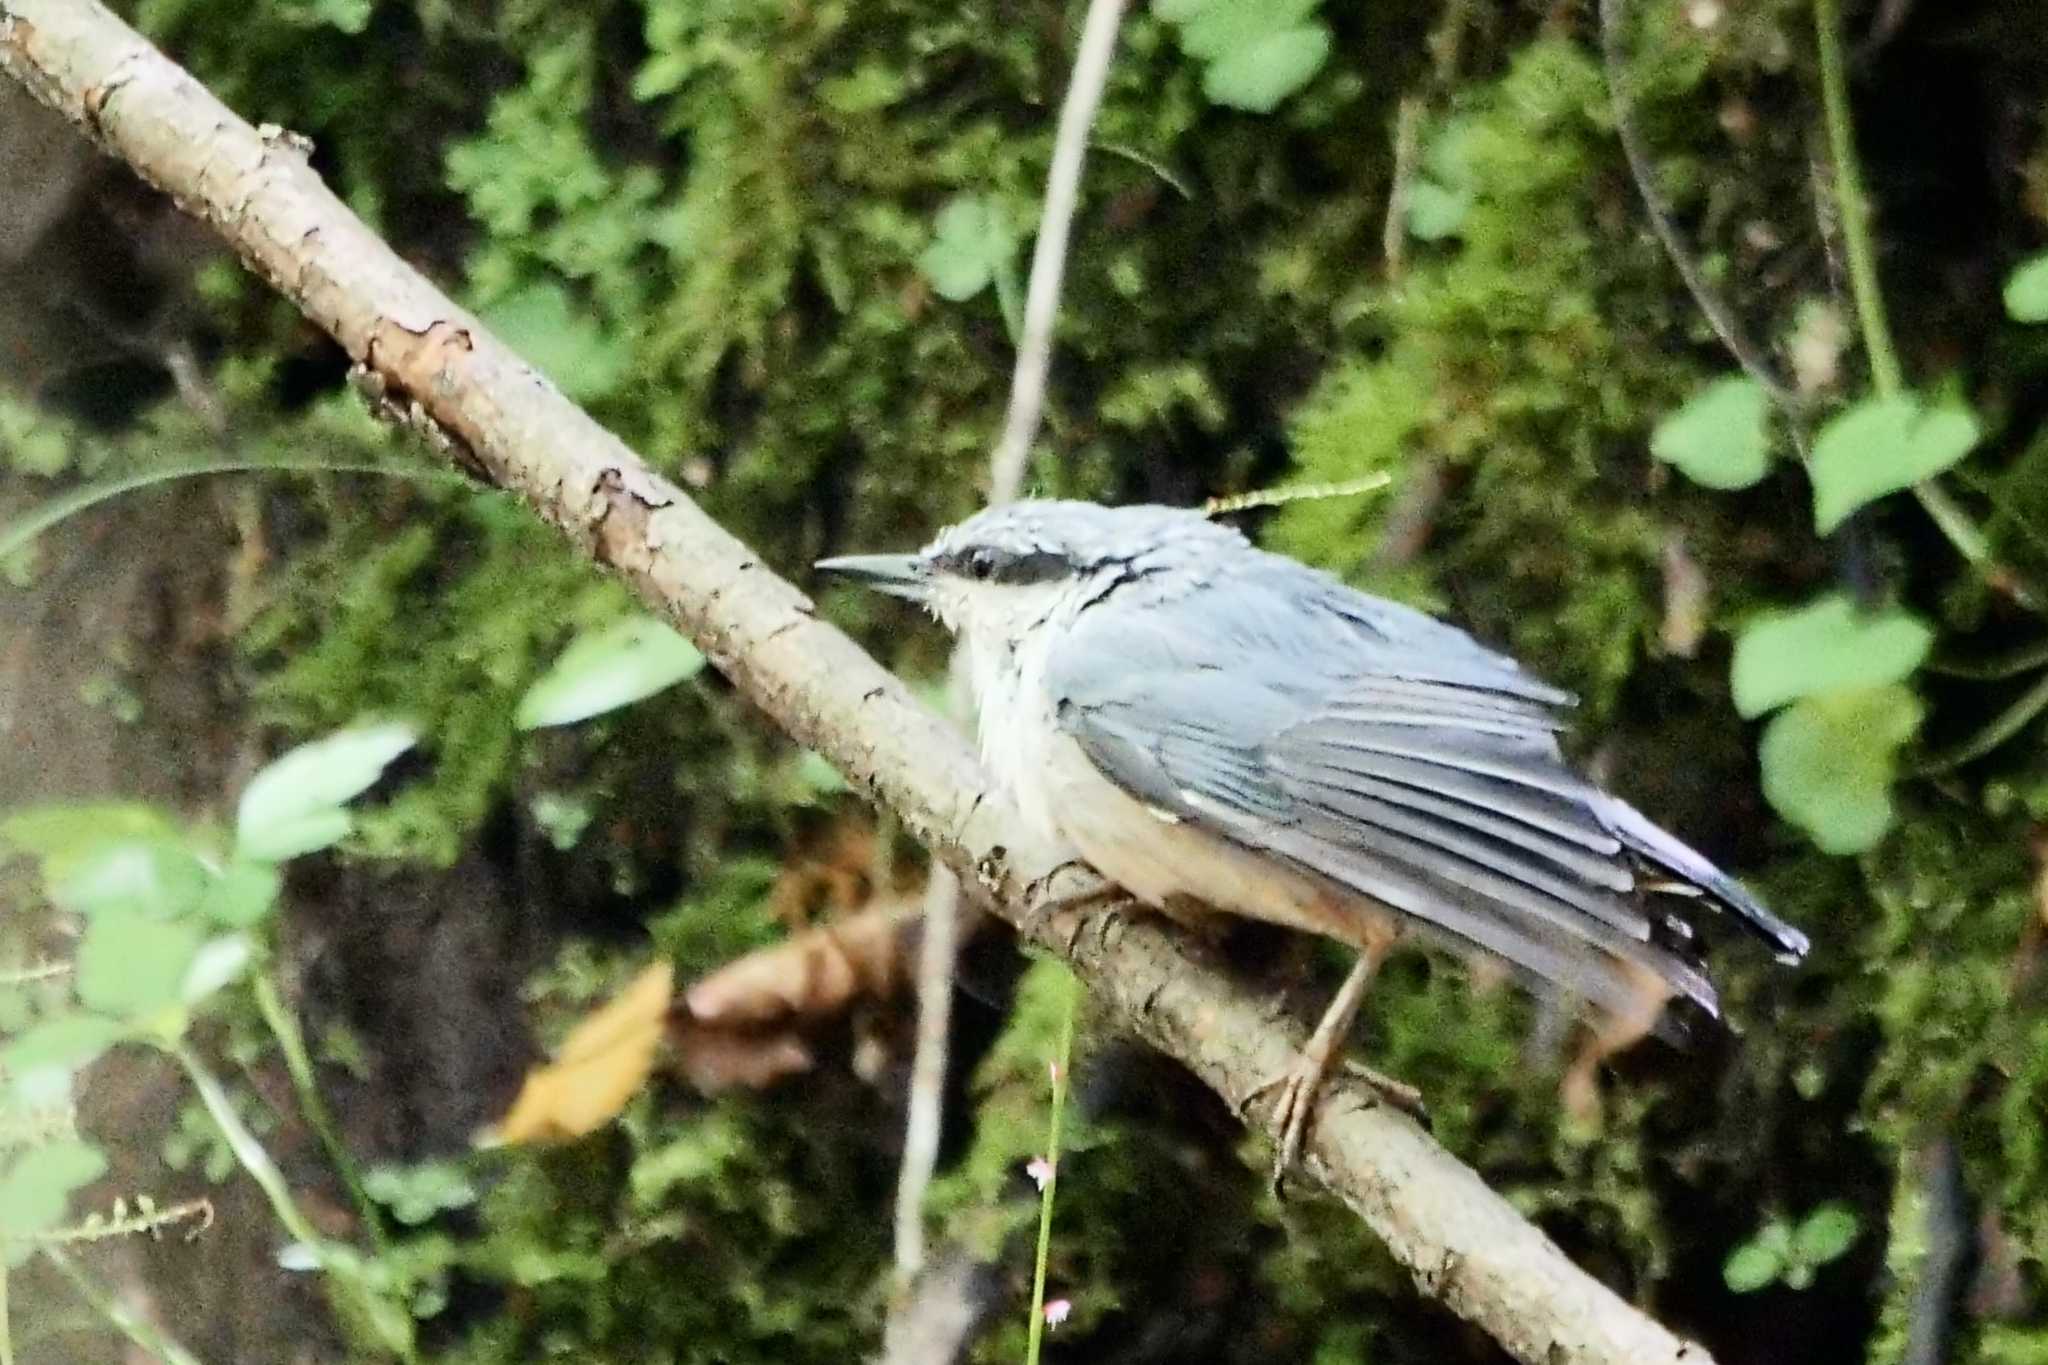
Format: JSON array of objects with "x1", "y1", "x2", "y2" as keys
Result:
[{"x1": 1243, "y1": 1057, "x2": 1427, "y2": 1197}]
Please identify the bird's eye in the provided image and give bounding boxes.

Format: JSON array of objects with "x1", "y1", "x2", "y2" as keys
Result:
[{"x1": 966, "y1": 548, "x2": 998, "y2": 581}]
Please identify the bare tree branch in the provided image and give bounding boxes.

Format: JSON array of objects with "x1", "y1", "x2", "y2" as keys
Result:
[{"x1": 0, "y1": 6, "x2": 1714, "y2": 1362}]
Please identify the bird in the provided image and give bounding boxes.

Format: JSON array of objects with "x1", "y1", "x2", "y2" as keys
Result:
[{"x1": 819, "y1": 499, "x2": 1809, "y2": 1179}]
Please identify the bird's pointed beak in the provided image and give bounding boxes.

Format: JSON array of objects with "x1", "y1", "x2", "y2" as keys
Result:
[{"x1": 815, "y1": 552, "x2": 930, "y2": 601}]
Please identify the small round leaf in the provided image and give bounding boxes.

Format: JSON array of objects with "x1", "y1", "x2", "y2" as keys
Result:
[
  {"x1": 2005, "y1": 252, "x2": 2048, "y2": 323},
  {"x1": 1731, "y1": 595, "x2": 1932, "y2": 719},
  {"x1": 0, "y1": 1013, "x2": 126, "y2": 1078},
  {"x1": 1201, "y1": 25, "x2": 1331, "y2": 113},
  {"x1": 1759, "y1": 686, "x2": 1923, "y2": 855},
  {"x1": 1810, "y1": 394, "x2": 1981, "y2": 534},
  {"x1": 1792, "y1": 1203, "x2": 1860, "y2": 1265},
  {"x1": 1650, "y1": 376, "x2": 1773, "y2": 490},
  {"x1": 1723, "y1": 1242, "x2": 1783, "y2": 1294},
  {"x1": 199, "y1": 859, "x2": 284, "y2": 928}
]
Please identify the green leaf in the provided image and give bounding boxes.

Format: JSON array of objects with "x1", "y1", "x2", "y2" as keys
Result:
[
  {"x1": 0, "y1": 1139, "x2": 107, "y2": 1245},
  {"x1": 1759, "y1": 686, "x2": 1923, "y2": 855},
  {"x1": 1730, "y1": 595, "x2": 1932, "y2": 719},
  {"x1": 1172, "y1": 0, "x2": 1320, "y2": 58},
  {"x1": 363, "y1": 1159, "x2": 480, "y2": 1225},
  {"x1": 2005, "y1": 252, "x2": 2048, "y2": 323},
  {"x1": 52, "y1": 839, "x2": 210, "y2": 920},
  {"x1": 198, "y1": 860, "x2": 284, "y2": 928},
  {"x1": 1809, "y1": 393, "x2": 1982, "y2": 533},
  {"x1": 75, "y1": 910, "x2": 207, "y2": 1021},
  {"x1": 1650, "y1": 376, "x2": 1773, "y2": 490},
  {"x1": 0, "y1": 804, "x2": 178, "y2": 884},
  {"x1": 916, "y1": 197, "x2": 1017, "y2": 303},
  {"x1": 478, "y1": 281, "x2": 631, "y2": 403},
  {"x1": 235, "y1": 722, "x2": 417, "y2": 862},
  {"x1": 1201, "y1": 25, "x2": 1331, "y2": 113},
  {"x1": 1722, "y1": 1242, "x2": 1783, "y2": 1294},
  {"x1": 1791, "y1": 1203, "x2": 1860, "y2": 1266},
  {"x1": 516, "y1": 616, "x2": 706, "y2": 730},
  {"x1": 0, "y1": 1013, "x2": 127, "y2": 1078},
  {"x1": 182, "y1": 935, "x2": 255, "y2": 1006}
]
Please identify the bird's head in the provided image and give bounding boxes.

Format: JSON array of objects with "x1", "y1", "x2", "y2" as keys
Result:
[{"x1": 817, "y1": 499, "x2": 1234, "y2": 648}]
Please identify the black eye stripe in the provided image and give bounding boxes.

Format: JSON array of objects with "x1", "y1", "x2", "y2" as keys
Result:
[{"x1": 936, "y1": 546, "x2": 1074, "y2": 585}]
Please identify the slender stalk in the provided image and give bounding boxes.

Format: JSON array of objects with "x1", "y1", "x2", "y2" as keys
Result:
[
  {"x1": 0, "y1": 458, "x2": 470, "y2": 563},
  {"x1": 1813, "y1": 0, "x2": 1902, "y2": 397},
  {"x1": 43, "y1": 1246, "x2": 206, "y2": 1365},
  {"x1": 986, "y1": 0, "x2": 1130, "y2": 504},
  {"x1": 1910, "y1": 667, "x2": 2048, "y2": 776},
  {"x1": 251, "y1": 970, "x2": 388, "y2": 1256},
  {"x1": 1810, "y1": 0, "x2": 2030, "y2": 603},
  {"x1": 1023, "y1": 992, "x2": 1077, "y2": 1365},
  {"x1": 170, "y1": 1042, "x2": 324, "y2": 1255},
  {"x1": 0, "y1": 1257, "x2": 11, "y2": 1365}
]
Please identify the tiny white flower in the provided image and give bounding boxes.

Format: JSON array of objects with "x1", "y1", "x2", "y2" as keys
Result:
[
  {"x1": 1025, "y1": 1156, "x2": 1054, "y2": 1191},
  {"x1": 1043, "y1": 1297, "x2": 1072, "y2": 1329}
]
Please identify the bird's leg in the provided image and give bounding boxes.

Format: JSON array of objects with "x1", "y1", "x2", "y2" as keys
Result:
[
  {"x1": 1243, "y1": 932, "x2": 1412, "y2": 1191},
  {"x1": 1559, "y1": 967, "x2": 1671, "y2": 1125}
]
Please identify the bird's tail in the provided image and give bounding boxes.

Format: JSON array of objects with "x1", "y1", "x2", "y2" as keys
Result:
[{"x1": 1593, "y1": 795, "x2": 1810, "y2": 964}]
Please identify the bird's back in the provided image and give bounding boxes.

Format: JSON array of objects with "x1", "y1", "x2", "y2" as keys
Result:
[{"x1": 1037, "y1": 514, "x2": 1805, "y2": 1027}]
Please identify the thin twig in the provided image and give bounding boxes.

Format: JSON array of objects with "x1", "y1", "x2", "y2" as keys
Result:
[
  {"x1": 893, "y1": 865, "x2": 962, "y2": 1282},
  {"x1": 1383, "y1": 96, "x2": 1424, "y2": 283},
  {"x1": 985, "y1": 0, "x2": 1129, "y2": 504},
  {"x1": 1599, "y1": 0, "x2": 1799, "y2": 409},
  {"x1": 893, "y1": 0, "x2": 1128, "y2": 1287}
]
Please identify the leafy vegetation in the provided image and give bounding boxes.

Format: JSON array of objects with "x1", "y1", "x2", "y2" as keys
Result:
[{"x1": 4, "y1": 0, "x2": 2048, "y2": 1360}]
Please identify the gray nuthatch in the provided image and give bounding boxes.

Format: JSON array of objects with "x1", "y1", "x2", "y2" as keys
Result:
[{"x1": 820, "y1": 500, "x2": 1808, "y2": 1174}]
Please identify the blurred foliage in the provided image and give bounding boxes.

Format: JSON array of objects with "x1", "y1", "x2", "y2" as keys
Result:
[{"x1": 3, "y1": 0, "x2": 2048, "y2": 1359}]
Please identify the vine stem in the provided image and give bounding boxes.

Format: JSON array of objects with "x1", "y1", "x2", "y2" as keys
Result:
[
  {"x1": 1811, "y1": 0, "x2": 2023, "y2": 599},
  {"x1": 1023, "y1": 986, "x2": 1077, "y2": 1365},
  {"x1": 1813, "y1": 0, "x2": 1903, "y2": 398},
  {"x1": 43, "y1": 1247, "x2": 206, "y2": 1365},
  {"x1": 251, "y1": 970, "x2": 389, "y2": 1256}
]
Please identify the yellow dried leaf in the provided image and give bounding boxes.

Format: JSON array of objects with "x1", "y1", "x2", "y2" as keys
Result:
[{"x1": 488, "y1": 961, "x2": 673, "y2": 1145}]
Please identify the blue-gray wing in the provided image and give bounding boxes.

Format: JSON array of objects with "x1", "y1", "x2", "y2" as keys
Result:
[{"x1": 1045, "y1": 565, "x2": 1805, "y2": 1021}]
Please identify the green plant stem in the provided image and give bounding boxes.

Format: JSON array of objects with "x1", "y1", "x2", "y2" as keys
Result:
[
  {"x1": 0, "y1": 1256, "x2": 11, "y2": 1365},
  {"x1": 43, "y1": 1246, "x2": 205, "y2": 1365},
  {"x1": 251, "y1": 970, "x2": 388, "y2": 1256},
  {"x1": 1023, "y1": 992, "x2": 1077, "y2": 1365},
  {"x1": 171, "y1": 1041, "x2": 325, "y2": 1255},
  {"x1": 0, "y1": 457, "x2": 473, "y2": 563},
  {"x1": 1812, "y1": 0, "x2": 2029, "y2": 604},
  {"x1": 170, "y1": 1042, "x2": 416, "y2": 1364},
  {"x1": 1910, "y1": 666, "x2": 2048, "y2": 776},
  {"x1": 1926, "y1": 637, "x2": 2048, "y2": 680},
  {"x1": 1814, "y1": 0, "x2": 1902, "y2": 398}
]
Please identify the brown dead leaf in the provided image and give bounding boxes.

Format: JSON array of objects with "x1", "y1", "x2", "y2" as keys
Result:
[
  {"x1": 684, "y1": 895, "x2": 919, "y2": 1026},
  {"x1": 488, "y1": 960, "x2": 674, "y2": 1145},
  {"x1": 666, "y1": 895, "x2": 932, "y2": 1095}
]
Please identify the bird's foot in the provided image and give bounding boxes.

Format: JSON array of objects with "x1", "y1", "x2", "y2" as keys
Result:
[
  {"x1": 1242, "y1": 1054, "x2": 1425, "y2": 1196},
  {"x1": 1021, "y1": 861, "x2": 1119, "y2": 944}
]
